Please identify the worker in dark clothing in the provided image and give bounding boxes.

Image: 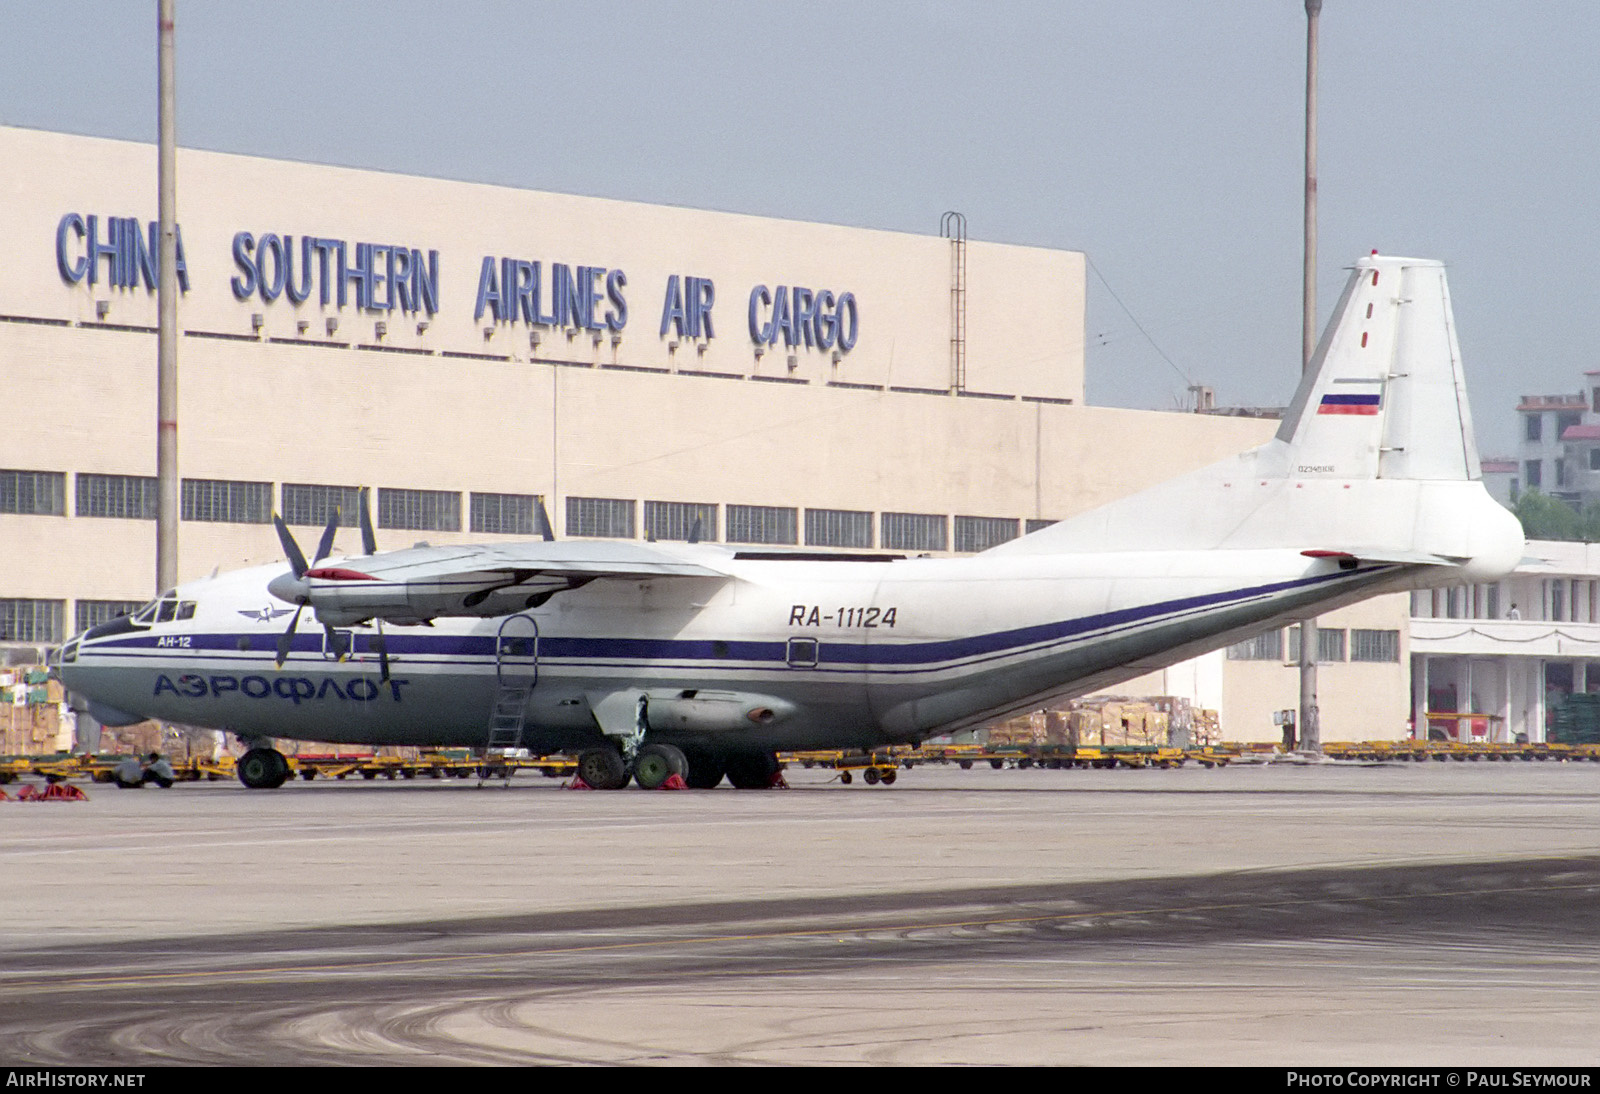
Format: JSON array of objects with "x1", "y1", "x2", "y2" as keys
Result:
[
  {"x1": 114, "y1": 752, "x2": 175, "y2": 788},
  {"x1": 143, "y1": 751, "x2": 175, "y2": 788}
]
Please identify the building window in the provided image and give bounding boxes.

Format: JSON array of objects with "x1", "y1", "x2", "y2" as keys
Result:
[
  {"x1": 75, "y1": 599, "x2": 145, "y2": 633},
  {"x1": 567, "y1": 496, "x2": 634, "y2": 538},
  {"x1": 643, "y1": 500, "x2": 718, "y2": 542},
  {"x1": 1589, "y1": 449, "x2": 1600, "y2": 472},
  {"x1": 281, "y1": 483, "x2": 367, "y2": 527},
  {"x1": 0, "y1": 470, "x2": 66, "y2": 516},
  {"x1": 0, "y1": 599, "x2": 64, "y2": 643},
  {"x1": 954, "y1": 516, "x2": 1020, "y2": 553},
  {"x1": 181, "y1": 478, "x2": 272, "y2": 524},
  {"x1": 1227, "y1": 630, "x2": 1282, "y2": 660},
  {"x1": 1556, "y1": 459, "x2": 1568, "y2": 487},
  {"x1": 882, "y1": 512, "x2": 947, "y2": 552},
  {"x1": 1288, "y1": 625, "x2": 1346, "y2": 663},
  {"x1": 76, "y1": 473, "x2": 159, "y2": 520},
  {"x1": 471, "y1": 492, "x2": 537, "y2": 535},
  {"x1": 1525, "y1": 460, "x2": 1542, "y2": 489},
  {"x1": 726, "y1": 505, "x2": 797, "y2": 545},
  {"x1": 1025, "y1": 519, "x2": 1058, "y2": 534},
  {"x1": 1351, "y1": 629, "x2": 1400, "y2": 662},
  {"x1": 1525, "y1": 414, "x2": 1542, "y2": 442},
  {"x1": 805, "y1": 508, "x2": 873, "y2": 549},
  {"x1": 1558, "y1": 411, "x2": 1583, "y2": 436},
  {"x1": 379, "y1": 488, "x2": 461, "y2": 532}
]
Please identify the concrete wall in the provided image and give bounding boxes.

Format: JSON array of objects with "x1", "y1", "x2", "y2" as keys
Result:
[{"x1": 0, "y1": 125, "x2": 1419, "y2": 741}]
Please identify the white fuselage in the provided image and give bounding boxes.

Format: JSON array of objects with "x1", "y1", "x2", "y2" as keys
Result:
[{"x1": 58, "y1": 546, "x2": 1406, "y2": 753}]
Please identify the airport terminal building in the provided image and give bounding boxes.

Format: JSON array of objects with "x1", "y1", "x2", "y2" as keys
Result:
[{"x1": 0, "y1": 125, "x2": 1410, "y2": 745}]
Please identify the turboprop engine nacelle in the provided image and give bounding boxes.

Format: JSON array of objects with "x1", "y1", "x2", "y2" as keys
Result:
[{"x1": 645, "y1": 690, "x2": 795, "y2": 732}]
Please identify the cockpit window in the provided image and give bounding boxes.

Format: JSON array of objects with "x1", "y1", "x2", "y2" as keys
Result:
[{"x1": 124, "y1": 593, "x2": 194, "y2": 629}]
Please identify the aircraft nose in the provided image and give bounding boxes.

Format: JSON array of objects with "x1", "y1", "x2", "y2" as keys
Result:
[{"x1": 267, "y1": 571, "x2": 308, "y2": 605}]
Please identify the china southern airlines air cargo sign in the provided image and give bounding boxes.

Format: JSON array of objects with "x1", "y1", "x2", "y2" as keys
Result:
[{"x1": 54, "y1": 212, "x2": 859, "y2": 353}]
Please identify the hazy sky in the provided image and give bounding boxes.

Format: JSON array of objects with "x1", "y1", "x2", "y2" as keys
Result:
[{"x1": 3, "y1": 1, "x2": 1595, "y2": 455}]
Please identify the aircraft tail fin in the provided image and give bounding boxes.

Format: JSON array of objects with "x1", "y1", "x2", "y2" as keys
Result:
[
  {"x1": 991, "y1": 253, "x2": 1522, "y2": 578},
  {"x1": 1273, "y1": 252, "x2": 1478, "y2": 483}
]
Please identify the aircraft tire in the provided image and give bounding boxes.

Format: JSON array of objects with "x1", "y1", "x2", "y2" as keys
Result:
[
  {"x1": 238, "y1": 747, "x2": 289, "y2": 790},
  {"x1": 679, "y1": 748, "x2": 726, "y2": 789},
  {"x1": 725, "y1": 751, "x2": 780, "y2": 790},
  {"x1": 634, "y1": 743, "x2": 688, "y2": 790},
  {"x1": 577, "y1": 746, "x2": 629, "y2": 790}
]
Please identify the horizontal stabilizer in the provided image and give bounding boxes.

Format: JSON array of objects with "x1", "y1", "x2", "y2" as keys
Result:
[{"x1": 1304, "y1": 547, "x2": 1466, "y2": 567}]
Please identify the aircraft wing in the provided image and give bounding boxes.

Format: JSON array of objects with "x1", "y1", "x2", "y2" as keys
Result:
[{"x1": 270, "y1": 539, "x2": 730, "y2": 625}]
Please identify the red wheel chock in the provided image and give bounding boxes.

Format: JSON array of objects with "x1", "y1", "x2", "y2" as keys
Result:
[{"x1": 15, "y1": 782, "x2": 89, "y2": 802}]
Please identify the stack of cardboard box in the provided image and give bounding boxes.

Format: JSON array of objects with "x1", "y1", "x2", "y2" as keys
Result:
[
  {"x1": 0, "y1": 667, "x2": 69, "y2": 754},
  {"x1": 977, "y1": 695, "x2": 1226, "y2": 751}
]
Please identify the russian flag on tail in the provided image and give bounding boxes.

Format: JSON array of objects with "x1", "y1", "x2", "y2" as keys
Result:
[{"x1": 1318, "y1": 389, "x2": 1381, "y2": 415}]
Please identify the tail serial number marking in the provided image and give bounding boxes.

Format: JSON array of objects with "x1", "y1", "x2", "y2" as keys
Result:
[{"x1": 788, "y1": 605, "x2": 898, "y2": 628}]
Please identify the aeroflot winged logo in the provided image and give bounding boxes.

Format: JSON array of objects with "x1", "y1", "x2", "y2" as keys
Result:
[{"x1": 238, "y1": 606, "x2": 294, "y2": 622}]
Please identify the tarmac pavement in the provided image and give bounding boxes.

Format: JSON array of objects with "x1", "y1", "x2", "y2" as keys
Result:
[{"x1": 1, "y1": 761, "x2": 1596, "y2": 1065}]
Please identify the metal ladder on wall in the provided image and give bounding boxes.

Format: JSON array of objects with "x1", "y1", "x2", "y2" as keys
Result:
[{"x1": 941, "y1": 211, "x2": 968, "y2": 394}]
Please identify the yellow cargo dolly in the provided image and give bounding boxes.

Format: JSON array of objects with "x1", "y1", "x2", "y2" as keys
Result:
[{"x1": 781, "y1": 749, "x2": 902, "y2": 785}]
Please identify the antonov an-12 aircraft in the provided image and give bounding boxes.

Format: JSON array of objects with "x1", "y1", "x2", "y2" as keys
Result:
[{"x1": 57, "y1": 254, "x2": 1524, "y2": 790}]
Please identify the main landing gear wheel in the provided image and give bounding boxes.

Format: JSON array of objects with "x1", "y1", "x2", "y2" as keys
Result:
[
  {"x1": 725, "y1": 751, "x2": 781, "y2": 789},
  {"x1": 238, "y1": 747, "x2": 290, "y2": 790},
  {"x1": 679, "y1": 747, "x2": 726, "y2": 789},
  {"x1": 576, "y1": 746, "x2": 629, "y2": 790},
  {"x1": 633, "y1": 743, "x2": 688, "y2": 790}
]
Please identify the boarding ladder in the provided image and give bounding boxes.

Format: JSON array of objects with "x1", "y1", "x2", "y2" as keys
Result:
[
  {"x1": 482, "y1": 615, "x2": 539, "y2": 785},
  {"x1": 487, "y1": 684, "x2": 530, "y2": 752}
]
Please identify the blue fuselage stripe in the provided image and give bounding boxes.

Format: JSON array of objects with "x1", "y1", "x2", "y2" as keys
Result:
[{"x1": 82, "y1": 566, "x2": 1370, "y2": 675}]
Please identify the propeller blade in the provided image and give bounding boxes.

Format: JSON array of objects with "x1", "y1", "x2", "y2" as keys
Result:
[
  {"x1": 535, "y1": 496, "x2": 555, "y2": 542},
  {"x1": 371, "y1": 626, "x2": 391, "y2": 683},
  {"x1": 274, "y1": 513, "x2": 309, "y2": 578},
  {"x1": 324, "y1": 624, "x2": 350, "y2": 662},
  {"x1": 358, "y1": 489, "x2": 377, "y2": 555},
  {"x1": 276, "y1": 603, "x2": 305, "y2": 667},
  {"x1": 312, "y1": 507, "x2": 341, "y2": 565}
]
